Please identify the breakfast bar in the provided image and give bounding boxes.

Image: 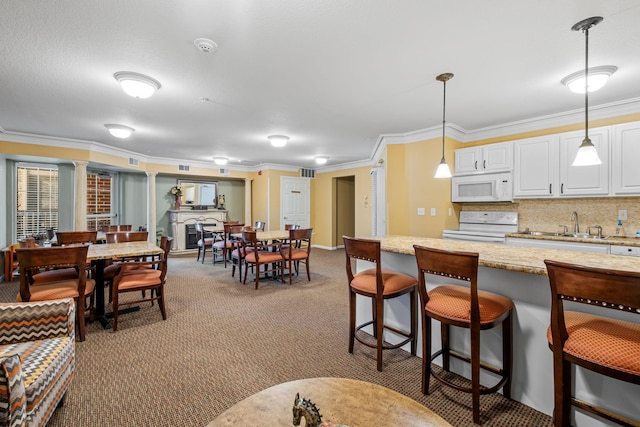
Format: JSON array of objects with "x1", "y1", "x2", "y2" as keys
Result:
[{"x1": 355, "y1": 236, "x2": 640, "y2": 427}]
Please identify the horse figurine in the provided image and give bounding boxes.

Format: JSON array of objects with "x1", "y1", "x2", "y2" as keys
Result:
[{"x1": 292, "y1": 393, "x2": 348, "y2": 427}]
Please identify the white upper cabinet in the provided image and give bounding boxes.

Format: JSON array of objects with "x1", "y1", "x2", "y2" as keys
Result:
[
  {"x1": 558, "y1": 128, "x2": 609, "y2": 196},
  {"x1": 612, "y1": 122, "x2": 640, "y2": 194},
  {"x1": 454, "y1": 142, "x2": 512, "y2": 175},
  {"x1": 513, "y1": 127, "x2": 609, "y2": 198},
  {"x1": 513, "y1": 135, "x2": 559, "y2": 197}
]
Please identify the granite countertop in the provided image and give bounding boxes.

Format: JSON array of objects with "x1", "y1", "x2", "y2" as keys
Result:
[
  {"x1": 375, "y1": 235, "x2": 640, "y2": 276},
  {"x1": 505, "y1": 232, "x2": 640, "y2": 247}
]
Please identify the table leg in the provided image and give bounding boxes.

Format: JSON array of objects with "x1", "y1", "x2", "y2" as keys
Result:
[{"x1": 92, "y1": 259, "x2": 112, "y2": 329}]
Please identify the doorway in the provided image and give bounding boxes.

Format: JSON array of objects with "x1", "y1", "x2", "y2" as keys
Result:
[
  {"x1": 334, "y1": 176, "x2": 355, "y2": 248},
  {"x1": 280, "y1": 176, "x2": 310, "y2": 229}
]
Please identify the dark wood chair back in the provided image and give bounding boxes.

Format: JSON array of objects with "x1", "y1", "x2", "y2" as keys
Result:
[
  {"x1": 102, "y1": 225, "x2": 133, "y2": 232},
  {"x1": 284, "y1": 224, "x2": 300, "y2": 230},
  {"x1": 343, "y1": 236, "x2": 382, "y2": 293},
  {"x1": 55, "y1": 231, "x2": 98, "y2": 245},
  {"x1": 544, "y1": 259, "x2": 640, "y2": 426},
  {"x1": 105, "y1": 231, "x2": 149, "y2": 243}
]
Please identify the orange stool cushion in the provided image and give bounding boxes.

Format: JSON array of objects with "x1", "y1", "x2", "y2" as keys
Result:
[
  {"x1": 116, "y1": 269, "x2": 162, "y2": 291},
  {"x1": 245, "y1": 251, "x2": 283, "y2": 263},
  {"x1": 425, "y1": 284, "x2": 513, "y2": 325},
  {"x1": 547, "y1": 311, "x2": 640, "y2": 376},
  {"x1": 17, "y1": 279, "x2": 95, "y2": 301},
  {"x1": 350, "y1": 268, "x2": 417, "y2": 295}
]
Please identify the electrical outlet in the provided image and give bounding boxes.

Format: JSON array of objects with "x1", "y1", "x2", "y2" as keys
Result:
[
  {"x1": 430, "y1": 208, "x2": 436, "y2": 217},
  {"x1": 417, "y1": 208, "x2": 425, "y2": 216},
  {"x1": 618, "y1": 210, "x2": 628, "y2": 221}
]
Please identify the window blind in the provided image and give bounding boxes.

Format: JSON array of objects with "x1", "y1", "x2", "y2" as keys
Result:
[{"x1": 16, "y1": 165, "x2": 59, "y2": 238}]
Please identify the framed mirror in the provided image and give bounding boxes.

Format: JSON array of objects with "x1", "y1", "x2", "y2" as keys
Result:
[{"x1": 177, "y1": 180, "x2": 218, "y2": 208}]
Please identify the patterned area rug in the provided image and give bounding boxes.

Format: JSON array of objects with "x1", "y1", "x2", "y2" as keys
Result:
[{"x1": 0, "y1": 249, "x2": 552, "y2": 426}]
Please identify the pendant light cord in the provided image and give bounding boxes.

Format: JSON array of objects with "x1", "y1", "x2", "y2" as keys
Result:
[
  {"x1": 441, "y1": 79, "x2": 447, "y2": 159},
  {"x1": 584, "y1": 25, "x2": 590, "y2": 142}
]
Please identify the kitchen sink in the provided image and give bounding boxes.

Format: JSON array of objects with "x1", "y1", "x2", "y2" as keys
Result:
[{"x1": 517, "y1": 231, "x2": 607, "y2": 240}]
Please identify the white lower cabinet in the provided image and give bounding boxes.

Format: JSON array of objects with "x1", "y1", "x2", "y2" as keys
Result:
[{"x1": 506, "y1": 237, "x2": 610, "y2": 254}]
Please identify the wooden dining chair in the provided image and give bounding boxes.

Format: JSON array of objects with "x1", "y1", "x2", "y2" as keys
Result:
[
  {"x1": 281, "y1": 228, "x2": 312, "y2": 285},
  {"x1": 213, "y1": 223, "x2": 244, "y2": 267},
  {"x1": 284, "y1": 224, "x2": 300, "y2": 230},
  {"x1": 413, "y1": 245, "x2": 513, "y2": 425},
  {"x1": 103, "y1": 231, "x2": 150, "y2": 301},
  {"x1": 111, "y1": 236, "x2": 172, "y2": 331},
  {"x1": 16, "y1": 245, "x2": 95, "y2": 341},
  {"x1": 544, "y1": 259, "x2": 640, "y2": 427},
  {"x1": 102, "y1": 225, "x2": 119, "y2": 232},
  {"x1": 228, "y1": 225, "x2": 248, "y2": 281},
  {"x1": 54, "y1": 231, "x2": 98, "y2": 245},
  {"x1": 195, "y1": 223, "x2": 215, "y2": 263},
  {"x1": 343, "y1": 236, "x2": 418, "y2": 372},
  {"x1": 241, "y1": 229, "x2": 284, "y2": 289}
]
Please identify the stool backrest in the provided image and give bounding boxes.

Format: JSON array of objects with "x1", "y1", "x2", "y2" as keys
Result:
[
  {"x1": 545, "y1": 259, "x2": 640, "y2": 344},
  {"x1": 413, "y1": 245, "x2": 479, "y2": 320},
  {"x1": 343, "y1": 236, "x2": 382, "y2": 292}
]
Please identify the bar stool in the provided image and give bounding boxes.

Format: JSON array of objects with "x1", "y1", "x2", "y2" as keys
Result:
[
  {"x1": 545, "y1": 259, "x2": 640, "y2": 427},
  {"x1": 343, "y1": 236, "x2": 417, "y2": 372},
  {"x1": 414, "y1": 245, "x2": 513, "y2": 425}
]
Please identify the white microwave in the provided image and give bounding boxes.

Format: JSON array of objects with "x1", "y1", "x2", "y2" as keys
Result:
[{"x1": 451, "y1": 172, "x2": 513, "y2": 203}]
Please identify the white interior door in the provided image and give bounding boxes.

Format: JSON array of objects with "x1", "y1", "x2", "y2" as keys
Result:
[{"x1": 280, "y1": 176, "x2": 310, "y2": 229}]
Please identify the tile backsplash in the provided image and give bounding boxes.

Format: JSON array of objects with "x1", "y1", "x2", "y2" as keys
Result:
[{"x1": 461, "y1": 197, "x2": 640, "y2": 237}]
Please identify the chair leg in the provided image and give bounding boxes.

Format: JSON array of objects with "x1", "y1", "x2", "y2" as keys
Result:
[
  {"x1": 305, "y1": 259, "x2": 310, "y2": 281},
  {"x1": 348, "y1": 289, "x2": 356, "y2": 354},
  {"x1": 112, "y1": 290, "x2": 119, "y2": 332},
  {"x1": 553, "y1": 351, "x2": 572, "y2": 427},
  {"x1": 441, "y1": 323, "x2": 450, "y2": 371},
  {"x1": 375, "y1": 295, "x2": 384, "y2": 372},
  {"x1": 471, "y1": 324, "x2": 481, "y2": 425},
  {"x1": 196, "y1": 247, "x2": 202, "y2": 262},
  {"x1": 410, "y1": 289, "x2": 417, "y2": 356},
  {"x1": 502, "y1": 312, "x2": 513, "y2": 399},
  {"x1": 422, "y1": 313, "x2": 432, "y2": 395},
  {"x1": 158, "y1": 285, "x2": 167, "y2": 320},
  {"x1": 243, "y1": 262, "x2": 249, "y2": 284},
  {"x1": 75, "y1": 298, "x2": 86, "y2": 342},
  {"x1": 254, "y1": 262, "x2": 261, "y2": 289}
]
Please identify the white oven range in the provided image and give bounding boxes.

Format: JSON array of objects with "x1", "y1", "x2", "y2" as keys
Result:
[{"x1": 442, "y1": 211, "x2": 518, "y2": 244}]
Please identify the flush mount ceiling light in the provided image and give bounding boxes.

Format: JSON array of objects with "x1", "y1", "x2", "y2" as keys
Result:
[
  {"x1": 105, "y1": 124, "x2": 135, "y2": 138},
  {"x1": 113, "y1": 71, "x2": 161, "y2": 99},
  {"x1": 213, "y1": 157, "x2": 228, "y2": 165},
  {"x1": 268, "y1": 135, "x2": 289, "y2": 147},
  {"x1": 571, "y1": 16, "x2": 603, "y2": 167},
  {"x1": 314, "y1": 156, "x2": 329, "y2": 165},
  {"x1": 561, "y1": 65, "x2": 617, "y2": 93},
  {"x1": 434, "y1": 73, "x2": 453, "y2": 179}
]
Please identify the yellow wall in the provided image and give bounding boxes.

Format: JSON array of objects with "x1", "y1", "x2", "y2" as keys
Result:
[
  {"x1": 387, "y1": 138, "x2": 461, "y2": 237},
  {"x1": 312, "y1": 166, "x2": 371, "y2": 247}
]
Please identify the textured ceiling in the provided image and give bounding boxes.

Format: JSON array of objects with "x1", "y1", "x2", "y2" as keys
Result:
[{"x1": 1, "y1": 1, "x2": 639, "y2": 170}]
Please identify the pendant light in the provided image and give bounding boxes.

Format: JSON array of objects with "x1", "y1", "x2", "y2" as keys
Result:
[
  {"x1": 571, "y1": 17, "x2": 603, "y2": 166},
  {"x1": 434, "y1": 73, "x2": 453, "y2": 178}
]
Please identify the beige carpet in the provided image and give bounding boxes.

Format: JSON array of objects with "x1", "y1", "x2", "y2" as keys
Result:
[{"x1": 0, "y1": 249, "x2": 551, "y2": 426}]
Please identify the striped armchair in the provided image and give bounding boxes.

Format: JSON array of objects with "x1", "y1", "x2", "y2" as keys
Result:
[{"x1": 0, "y1": 298, "x2": 75, "y2": 427}]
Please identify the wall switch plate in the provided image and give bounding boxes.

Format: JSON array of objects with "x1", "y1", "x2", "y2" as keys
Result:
[
  {"x1": 417, "y1": 208, "x2": 425, "y2": 216},
  {"x1": 430, "y1": 208, "x2": 436, "y2": 216},
  {"x1": 618, "y1": 210, "x2": 628, "y2": 221},
  {"x1": 448, "y1": 208, "x2": 452, "y2": 217}
]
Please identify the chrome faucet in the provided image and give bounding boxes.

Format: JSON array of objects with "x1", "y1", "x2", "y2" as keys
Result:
[
  {"x1": 570, "y1": 211, "x2": 579, "y2": 233},
  {"x1": 587, "y1": 225, "x2": 603, "y2": 238}
]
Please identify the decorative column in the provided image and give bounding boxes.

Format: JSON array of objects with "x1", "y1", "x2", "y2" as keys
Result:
[
  {"x1": 244, "y1": 178, "x2": 253, "y2": 226},
  {"x1": 146, "y1": 172, "x2": 157, "y2": 244},
  {"x1": 73, "y1": 160, "x2": 88, "y2": 231}
]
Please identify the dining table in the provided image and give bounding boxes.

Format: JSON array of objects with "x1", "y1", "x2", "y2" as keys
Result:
[{"x1": 87, "y1": 241, "x2": 163, "y2": 329}]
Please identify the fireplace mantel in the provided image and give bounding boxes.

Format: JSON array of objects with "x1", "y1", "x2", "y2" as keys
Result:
[{"x1": 168, "y1": 209, "x2": 227, "y2": 252}]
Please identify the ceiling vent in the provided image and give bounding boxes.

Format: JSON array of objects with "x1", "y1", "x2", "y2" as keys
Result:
[
  {"x1": 300, "y1": 168, "x2": 316, "y2": 178},
  {"x1": 178, "y1": 164, "x2": 190, "y2": 172},
  {"x1": 219, "y1": 168, "x2": 230, "y2": 176},
  {"x1": 128, "y1": 157, "x2": 139, "y2": 167}
]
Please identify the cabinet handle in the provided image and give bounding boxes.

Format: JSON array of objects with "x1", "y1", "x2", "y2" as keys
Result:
[
  {"x1": 474, "y1": 161, "x2": 478, "y2": 169},
  {"x1": 483, "y1": 160, "x2": 486, "y2": 169},
  {"x1": 549, "y1": 184, "x2": 552, "y2": 194},
  {"x1": 561, "y1": 183, "x2": 564, "y2": 194}
]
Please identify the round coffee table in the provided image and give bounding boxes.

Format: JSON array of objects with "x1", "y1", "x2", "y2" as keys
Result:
[{"x1": 207, "y1": 377, "x2": 452, "y2": 426}]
